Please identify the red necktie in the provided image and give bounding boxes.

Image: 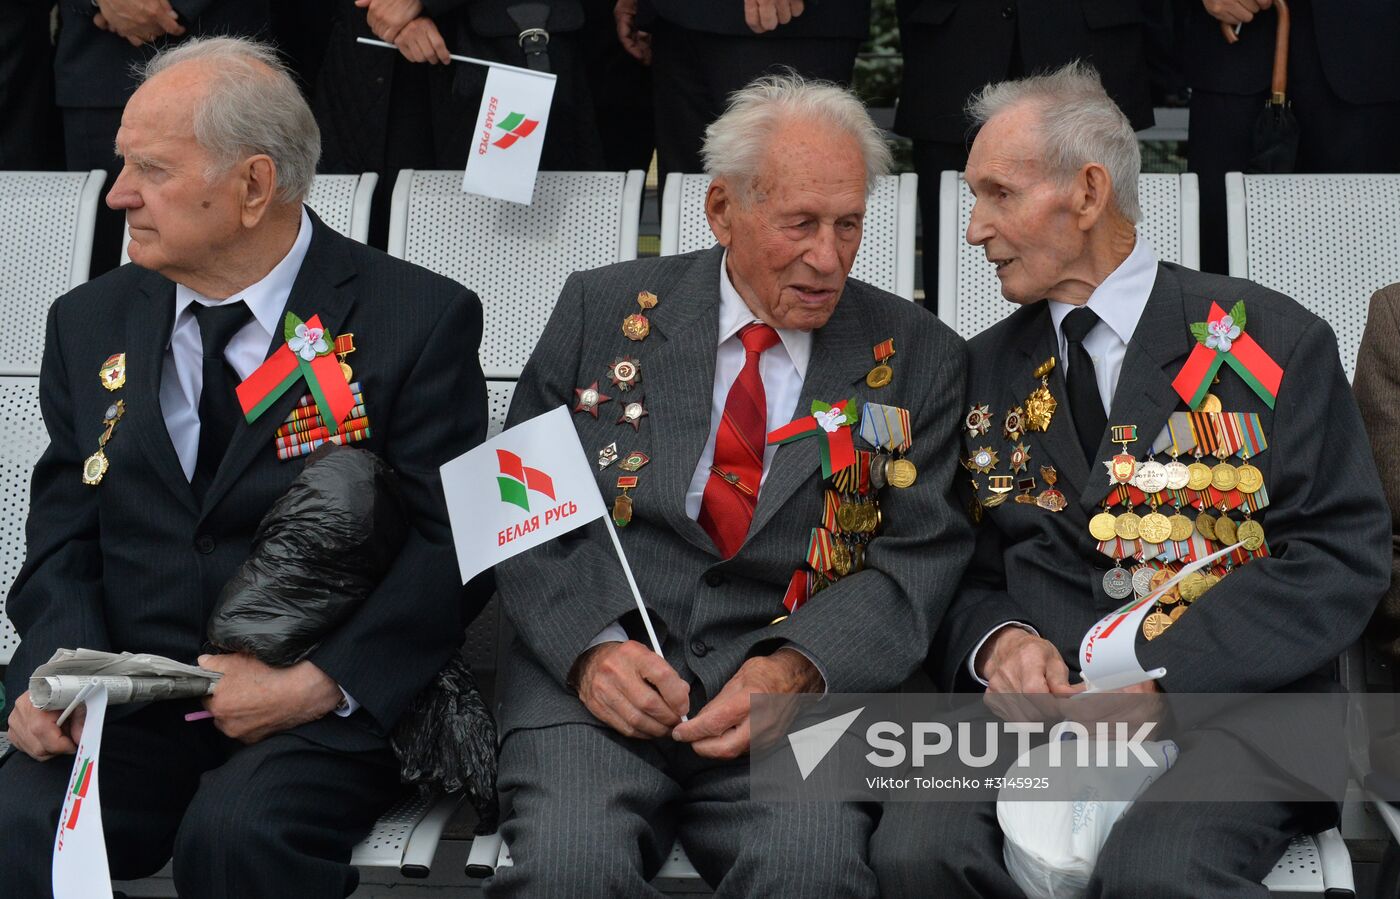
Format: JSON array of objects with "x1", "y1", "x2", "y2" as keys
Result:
[{"x1": 698, "y1": 322, "x2": 781, "y2": 558}]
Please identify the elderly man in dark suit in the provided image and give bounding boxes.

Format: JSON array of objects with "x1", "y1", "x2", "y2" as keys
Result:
[
  {"x1": 872, "y1": 61, "x2": 1388, "y2": 897},
  {"x1": 489, "y1": 73, "x2": 971, "y2": 896},
  {"x1": 0, "y1": 36, "x2": 486, "y2": 898}
]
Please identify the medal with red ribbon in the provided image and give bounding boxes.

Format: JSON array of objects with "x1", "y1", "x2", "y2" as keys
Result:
[
  {"x1": 767, "y1": 398, "x2": 861, "y2": 479},
  {"x1": 1172, "y1": 301, "x2": 1283, "y2": 410},
  {"x1": 235, "y1": 312, "x2": 356, "y2": 435}
]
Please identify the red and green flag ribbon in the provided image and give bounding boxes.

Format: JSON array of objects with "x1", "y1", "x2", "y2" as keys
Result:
[
  {"x1": 767, "y1": 397, "x2": 861, "y2": 479},
  {"x1": 1171, "y1": 301, "x2": 1283, "y2": 410},
  {"x1": 235, "y1": 313, "x2": 356, "y2": 435}
]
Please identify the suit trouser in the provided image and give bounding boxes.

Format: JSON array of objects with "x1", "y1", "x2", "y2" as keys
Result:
[
  {"x1": 649, "y1": 22, "x2": 861, "y2": 193},
  {"x1": 1187, "y1": 0, "x2": 1400, "y2": 275},
  {"x1": 0, "y1": 701, "x2": 400, "y2": 899},
  {"x1": 486, "y1": 720, "x2": 881, "y2": 898},
  {"x1": 870, "y1": 726, "x2": 1333, "y2": 899}
]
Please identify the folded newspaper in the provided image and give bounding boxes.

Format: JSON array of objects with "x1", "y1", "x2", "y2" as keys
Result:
[{"x1": 28, "y1": 648, "x2": 221, "y2": 710}]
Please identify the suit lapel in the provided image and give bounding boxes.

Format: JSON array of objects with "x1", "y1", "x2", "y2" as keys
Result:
[
  {"x1": 1079, "y1": 264, "x2": 1194, "y2": 512},
  {"x1": 127, "y1": 271, "x2": 199, "y2": 514},
  {"x1": 1010, "y1": 304, "x2": 1089, "y2": 504},
  {"x1": 634, "y1": 249, "x2": 723, "y2": 554},
  {"x1": 199, "y1": 217, "x2": 358, "y2": 515},
  {"x1": 747, "y1": 284, "x2": 871, "y2": 540}
]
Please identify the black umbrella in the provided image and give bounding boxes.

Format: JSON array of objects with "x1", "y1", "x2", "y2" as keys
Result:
[{"x1": 1222, "y1": 0, "x2": 1300, "y2": 173}]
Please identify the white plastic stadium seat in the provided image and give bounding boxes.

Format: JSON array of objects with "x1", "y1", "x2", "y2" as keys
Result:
[
  {"x1": 487, "y1": 380, "x2": 517, "y2": 439},
  {"x1": 475, "y1": 827, "x2": 1351, "y2": 895},
  {"x1": 938, "y1": 171, "x2": 1201, "y2": 340},
  {"x1": 1226, "y1": 172, "x2": 1400, "y2": 381},
  {"x1": 120, "y1": 172, "x2": 380, "y2": 264},
  {"x1": 349, "y1": 789, "x2": 464, "y2": 877},
  {"x1": 387, "y1": 169, "x2": 645, "y2": 380},
  {"x1": 658, "y1": 172, "x2": 919, "y2": 301},
  {"x1": 0, "y1": 376, "x2": 49, "y2": 665},
  {"x1": 0, "y1": 170, "x2": 106, "y2": 376}
]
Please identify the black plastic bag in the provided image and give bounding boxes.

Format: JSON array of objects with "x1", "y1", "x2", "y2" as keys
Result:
[
  {"x1": 392, "y1": 651, "x2": 499, "y2": 832},
  {"x1": 207, "y1": 444, "x2": 409, "y2": 665}
]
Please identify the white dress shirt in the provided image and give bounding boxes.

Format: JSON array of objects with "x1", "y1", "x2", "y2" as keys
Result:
[
  {"x1": 587, "y1": 254, "x2": 824, "y2": 687},
  {"x1": 967, "y1": 236, "x2": 1159, "y2": 685},
  {"x1": 160, "y1": 207, "x2": 313, "y2": 481},
  {"x1": 158, "y1": 208, "x2": 355, "y2": 715}
]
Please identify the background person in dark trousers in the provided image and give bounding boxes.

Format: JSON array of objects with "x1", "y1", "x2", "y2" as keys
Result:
[
  {"x1": 615, "y1": 0, "x2": 871, "y2": 189},
  {"x1": 0, "y1": 1, "x2": 62, "y2": 170},
  {"x1": 894, "y1": 0, "x2": 1153, "y2": 301},
  {"x1": 1183, "y1": 0, "x2": 1400, "y2": 274}
]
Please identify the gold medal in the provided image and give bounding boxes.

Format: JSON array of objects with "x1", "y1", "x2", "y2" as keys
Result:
[
  {"x1": 334, "y1": 333, "x2": 356, "y2": 382},
  {"x1": 1195, "y1": 511, "x2": 1218, "y2": 541},
  {"x1": 969, "y1": 492, "x2": 984, "y2": 524},
  {"x1": 1169, "y1": 605, "x2": 1187, "y2": 621},
  {"x1": 1114, "y1": 511, "x2": 1142, "y2": 540},
  {"x1": 1139, "y1": 511, "x2": 1173, "y2": 544},
  {"x1": 1236, "y1": 463, "x2": 1263, "y2": 494},
  {"x1": 1198, "y1": 393, "x2": 1222, "y2": 414},
  {"x1": 1237, "y1": 519, "x2": 1265, "y2": 552},
  {"x1": 1142, "y1": 611, "x2": 1173, "y2": 640},
  {"x1": 1201, "y1": 572, "x2": 1221, "y2": 593},
  {"x1": 867, "y1": 338, "x2": 896, "y2": 388},
  {"x1": 1214, "y1": 514, "x2": 1238, "y2": 546},
  {"x1": 1210, "y1": 462, "x2": 1239, "y2": 492},
  {"x1": 831, "y1": 542, "x2": 853, "y2": 576},
  {"x1": 621, "y1": 314, "x2": 651, "y2": 341},
  {"x1": 888, "y1": 458, "x2": 917, "y2": 488},
  {"x1": 836, "y1": 503, "x2": 862, "y2": 533},
  {"x1": 982, "y1": 492, "x2": 1009, "y2": 509},
  {"x1": 613, "y1": 475, "x2": 638, "y2": 527},
  {"x1": 1024, "y1": 357, "x2": 1058, "y2": 432},
  {"x1": 1186, "y1": 460, "x2": 1214, "y2": 491},
  {"x1": 1149, "y1": 567, "x2": 1175, "y2": 593},
  {"x1": 1156, "y1": 581, "x2": 1181, "y2": 605},
  {"x1": 1088, "y1": 511, "x2": 1119, "y2": 542},
  {"x1": 1168, "y1": 513, "x2": 1195, "y2": 543},
  {"x1": 1178, "y1": 572, "x2": 1209, "y2": 602},
  {"x1": 82, "y1": 449, "x2": 109, "y2": 485},
  {"x1": 637, "y1": 290, "x2": 659, "y2": 309}
]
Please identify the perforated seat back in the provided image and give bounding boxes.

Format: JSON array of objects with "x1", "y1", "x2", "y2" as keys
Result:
[
  {"x1": 0, "y1": 376, "x2": 49, "y2": 664},
  {"x1": 660, "y1": 173, "x2": 918, "y2": 299},
  {"x1": 388, "y1": 170, "x2": 644, "y2": 379},
  {"x1": 942, "y1": 172, "x2": 1200, "y2": 339},
  {"x1": 0, "y1": 171, "x2": 105, "y2": 375},
  {"x1": 1227, "y1": 173, "x2": 1400, "y2": 381}
]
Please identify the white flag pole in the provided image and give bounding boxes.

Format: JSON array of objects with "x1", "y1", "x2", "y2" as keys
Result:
[
  {"x1": 602, "y1": 515, "x2": 664, "y2": 657},
  {"x1": 356, "y1": 37, "x2": 556, "y2": 80}
]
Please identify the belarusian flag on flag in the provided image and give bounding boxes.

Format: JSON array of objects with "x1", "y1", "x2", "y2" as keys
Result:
[{"x1": 235, "y1": 312, "x2": 357, "y2": 434}]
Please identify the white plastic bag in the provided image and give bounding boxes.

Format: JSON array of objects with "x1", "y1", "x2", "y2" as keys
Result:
[{"x1": 997, "y1": 739, "x2": 1178, "y2": 899}]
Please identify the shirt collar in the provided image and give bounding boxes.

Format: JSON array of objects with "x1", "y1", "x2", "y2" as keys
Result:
[
  {"x1": 1047, "y1": 234, "x2": 1159, "y2": 346},
  {"x1": 172, "y1": 206, "x2": 314, "y2": 343},
  {"x1": 717, "y1": 250, "x2": 812, "y2": 376}
]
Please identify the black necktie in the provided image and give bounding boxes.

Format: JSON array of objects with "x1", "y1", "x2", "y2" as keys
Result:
[
  {"x1": 191, "y1": 301, "x2": 252, "y2": 502},
  {"x1": 1062, "y1": 306, "x2": 1106, "y2": 463}
]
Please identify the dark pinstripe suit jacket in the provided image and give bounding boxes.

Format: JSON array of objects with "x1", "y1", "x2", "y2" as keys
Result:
[
  {"x1": 494, "y1": 245, "x2": 973, "y2": 736},
  {"x1": 3, "y1": 212, "x2": 488, "y2": 752},
  {"x1": 936, "y1": 262, "x2": 1389, "y2": 793}
]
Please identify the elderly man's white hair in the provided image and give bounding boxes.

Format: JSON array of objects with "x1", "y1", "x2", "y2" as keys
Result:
[
  {"x1": 702, "y1": 72, "x2": 892, "y2": 202},
  {"x1": 968, "y1": 61, "x2": 1141, "y2": 223},
  {"x1": 138, "y1": 36, "x2": 320, "y2": 206}
]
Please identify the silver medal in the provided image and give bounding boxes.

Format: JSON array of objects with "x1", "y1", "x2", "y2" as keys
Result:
[
  {"x1": 1163, "y1": 460, "x2": 1191, "y2": 491},
  {"x1": 1102, "y1": 566, "x2": 1133, "y2": 600},
  {"x1": 1133, "y1": 459, "x2": 1168, "y2": 494}
]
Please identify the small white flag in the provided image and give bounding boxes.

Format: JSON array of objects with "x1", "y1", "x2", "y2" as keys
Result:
[
  {"x1": 440, "y1": 405, "x2": 607, "y2": 584},
  {"x1": 52, "y1": 683, "x2": 113, "y2": 899},
  {"x1": 461, "y1": 65, "x2": 557, "y2": 205}
]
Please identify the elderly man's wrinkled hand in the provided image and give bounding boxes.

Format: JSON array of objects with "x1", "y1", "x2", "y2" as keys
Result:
[
  {"x1": 745, "y1": 0, "x2": 805, "y2": 33},
  {"x1": 576, "y1": 640, "x2": 691, "y2": 739},
  {"x1": 5, "y1": 691, "x2": 85, "y2": 762},
  {"x1": 978, "y1": 627, "x2": 1083, "y2": 697},
  {"x1": 94, "y1": 0, "x2": 184, "y2": 47},
  {"x1": 671, "y1": 648, "x2": 822, "y2": 759},
  {"x1": 1202, "y1": 0, "x2": 1272, "y2": 26},
  {"x1": 197, "y1": 654, "x2": 342, "y2": 744}
]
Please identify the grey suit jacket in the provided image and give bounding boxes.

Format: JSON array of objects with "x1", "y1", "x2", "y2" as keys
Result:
[
  {"x1": 495, "y1": 246, "x2": 973, "y2": 736},
  {"x1": 1353, "y1": 283, "x2": 1400, "y2": 666},
  {"x1": 935, "y1": 262, "x2": 1389, "y2": 789}
]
